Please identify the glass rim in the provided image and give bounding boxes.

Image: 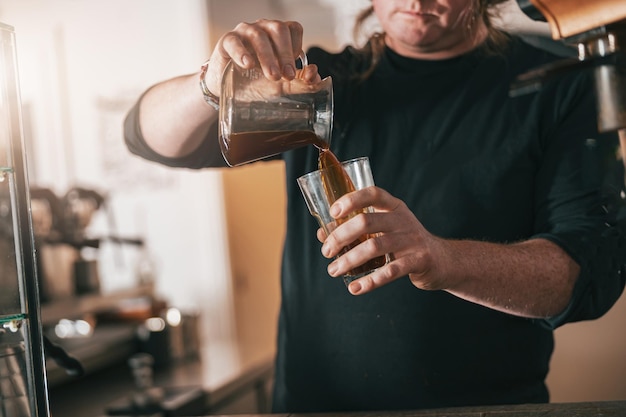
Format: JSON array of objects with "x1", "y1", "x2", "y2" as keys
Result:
[{"x1": 296, "y1": 156, "x2": 370, "y2": 183}]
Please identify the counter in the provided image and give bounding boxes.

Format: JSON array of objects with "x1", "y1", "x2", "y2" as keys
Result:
[
  {"x1": 83, "y1": 399, "x2": 626, "y2": 417},
  {"x1": 51, "y1": 353, "x2": 626, "y2": 417},
  {"x1": 113, "y1": 400, "x2": 626, "y2": 417},
  {"x1": 48, "y1": 338, "x2": 275, "y2": 416},
  {"x1": 298, "y1": 401, "x2": 626, "y2": 416},
  {"x1": 45, "y1": 307, "x2": 625, "y2": 417}
]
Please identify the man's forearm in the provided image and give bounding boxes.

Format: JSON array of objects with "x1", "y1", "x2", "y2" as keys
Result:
[
  {"x1": 443, "y1": 238, "x2": 579, "y2": 319},
  {"x1": 139, "y1": 73, "x2": 216, "y2": 158}
]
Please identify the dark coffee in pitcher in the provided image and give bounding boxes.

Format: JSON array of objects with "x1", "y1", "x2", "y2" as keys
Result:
[{"x1": 222, "y1": 129, "x2": 326, "y2": 166}]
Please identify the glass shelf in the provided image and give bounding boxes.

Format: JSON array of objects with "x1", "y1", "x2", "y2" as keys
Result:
[
  {"x1": 0, "y1": 313, "x2": 27, "y2": 323},
  {"x1": 0, "y1": 313, "x2": 26, "y2": 335}
]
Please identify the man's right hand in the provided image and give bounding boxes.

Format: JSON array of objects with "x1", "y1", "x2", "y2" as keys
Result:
[{"x1": 205, "y1": 19, "x2": 309, "y2": 98}]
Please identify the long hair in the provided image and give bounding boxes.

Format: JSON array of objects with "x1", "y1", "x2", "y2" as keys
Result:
[{"x1": 352, "y1": 0, "x2": 511, "y2": 79}]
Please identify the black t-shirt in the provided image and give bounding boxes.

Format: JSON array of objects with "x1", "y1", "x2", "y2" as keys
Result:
[{"x1": 124, "y1": 36, "x2": 626, "y2": 412}]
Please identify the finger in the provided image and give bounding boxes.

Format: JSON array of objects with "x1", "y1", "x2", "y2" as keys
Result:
[
  {"x1": 326, "y1": 232, "x2": 386, "y2": 275},
  {"x1": 316, "y1": 227, "x2": 327, "y2": 243},
  {"x1": 224, "y1": 21, "x2": 282, "y2": 80},
  {"x1": 347, "y1": 268, "x2": 393, "y2": 295},
  {"x1": 322, "y1": 213, "x2": 364, "y2": 259},
  {"x1": 285, "y1": 20, "x2": 304, "y2": 58},
  {"x1": 299, "y1": 63, "x2": 322, "y2": 83},
  {"x1": 252, "y1": 19, "x2": 301, "y2": 79},
  {"x1": 265, "y1": 20, "x2": 304, "y2": 80},
  {"x1": 244, "y1": 19, "x2": 305, "y2": 80},
  {"x1": 209, "y1": 32, "x2": 253, "y2": 94},
  {"x1": 217, "y1": 29, "x2": 254, "y2": 68},
  {"x1": 322, "y1": 211, "x2": 386, "y2": 258},
  {"x1": 330, "y1": 186, "x2": 402, "y2": 219},
  {"x1": 347, "y1": 259, "x2": 408, "y2": 295}
]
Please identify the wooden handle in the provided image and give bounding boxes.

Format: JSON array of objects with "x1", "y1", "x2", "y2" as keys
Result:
[{"x1": 530, "y1": 0, "x2": 626, "y2": 39}]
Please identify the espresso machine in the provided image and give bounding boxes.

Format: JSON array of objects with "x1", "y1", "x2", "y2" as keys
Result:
[
  {"x1": 513, "y1": 0, "x2": 626, "y2": 165},
  {"x1": 30, "y1": 186, "x2": 113, "y2": 300}
]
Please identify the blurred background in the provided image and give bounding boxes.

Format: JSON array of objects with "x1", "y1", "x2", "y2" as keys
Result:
[{"x1": 0, "y1": 0, "x2": 624, "y2": 415}]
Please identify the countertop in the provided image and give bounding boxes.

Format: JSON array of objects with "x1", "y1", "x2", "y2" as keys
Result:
[
  {"x1": 43, "y1": 284, "x2": 626, "y2": 417},
  {"x1": 285, "y1": 401, "x2": 626, "y2": 416},
  {"x1": 47, "y1": 335, "x2": 626, "y2": 417},
  {"x1": 48, "y1": 338, "x2": 275, "y2": 416},
  {"x1": 89, "y1": 400, "x2": 626, "y2": 417}
]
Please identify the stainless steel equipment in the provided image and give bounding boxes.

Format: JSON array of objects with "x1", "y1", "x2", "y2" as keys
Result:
[
  {"x1": 513, "y1": 0, "x2": 626, "y2": 134},
  {"x1": 105, "y1": 353, "x2": 207, "y2": 417}
]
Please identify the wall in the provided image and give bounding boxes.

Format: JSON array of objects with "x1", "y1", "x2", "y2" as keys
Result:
[
  {"x1": 206, "y1": 0, "x2": 338, "y2": 53},
  {"x1": 221, "y1": 161, "x2": 285, "y2": 364},
  {"x1": 548, "y1": 295, "x2": 626, "y2": 402},
  {"x1": 0, "y1": 0, "x2": 235, "y2": 343}
]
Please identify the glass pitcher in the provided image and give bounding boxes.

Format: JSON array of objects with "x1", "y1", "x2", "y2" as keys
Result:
[{"x1": 218, "y1": 53, "x2": 333, "y2": 166}]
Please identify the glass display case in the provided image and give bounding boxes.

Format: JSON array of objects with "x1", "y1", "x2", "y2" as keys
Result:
[{"x1": 0, "y1": 22, "x2": 49, "y2": 417}]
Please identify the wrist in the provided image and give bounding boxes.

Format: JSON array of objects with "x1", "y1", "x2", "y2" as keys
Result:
[{"x1": 199, "y1": 60, "x2": 220, "y2": 110}]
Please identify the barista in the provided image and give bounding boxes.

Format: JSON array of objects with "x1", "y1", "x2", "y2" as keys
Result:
[{"x1": 124, "y1": 0, "x2": 626, "y2": 412}]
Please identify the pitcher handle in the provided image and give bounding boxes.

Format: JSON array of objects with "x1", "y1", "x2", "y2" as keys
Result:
[
  {"x1": 296, "y1": 51, "x2": 309, "y2": 79},
  {"x1": 298, "y1": 51, "x2": 308, "y2": 67}
]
